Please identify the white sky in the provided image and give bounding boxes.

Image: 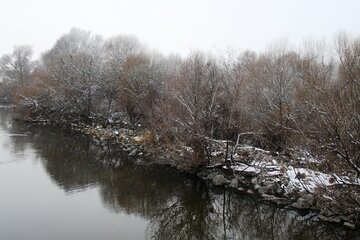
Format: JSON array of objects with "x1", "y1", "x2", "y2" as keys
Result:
[{"x1": 0, "y1": 0, "x2": 359, "y2": 58}]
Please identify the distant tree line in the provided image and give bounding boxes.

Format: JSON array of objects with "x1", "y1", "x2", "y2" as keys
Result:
[{"x1": 1, "y1": 28, "x2": 359, "y2": 173}]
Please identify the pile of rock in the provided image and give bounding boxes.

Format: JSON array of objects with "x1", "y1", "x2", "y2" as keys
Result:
[{"x1": 198, "y1": 145, "x2": 360, "y2": 229}]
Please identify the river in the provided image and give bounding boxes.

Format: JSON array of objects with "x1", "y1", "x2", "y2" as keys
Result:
[{"x1": 0, "y1": 105, "x2": 358, "y2": 240}]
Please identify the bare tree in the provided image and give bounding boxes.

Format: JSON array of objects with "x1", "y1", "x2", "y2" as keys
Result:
[
  {"x1": 42, "y1": 28, "x2": 104, "y2": 121},
  {"x1": 155, "y1": 52, "x2": 223, "y2": 165},
  {"x1": 317, "y1": 34, "x2": 360, "y2": 176},
  {"x1": 0, "y1": 45, "x2": 34, "y2": 85},
  {"x1": 101, "y1": 35, "x2": 143, "y2": 113},
  {"x1": 244, "y1": 45, "x2": 299, "y2": 150}
]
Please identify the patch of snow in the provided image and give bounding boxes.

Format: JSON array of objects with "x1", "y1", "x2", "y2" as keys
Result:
[
  {"x1": 211, "y1": 151, "x2": 223, "y2": 157},
  {"x1": 183, "y1": 146, "x2": 193, "y2": 153},
  {"x1": 254, "y1": 147, "x2": 271, "y2": 154},
  {"x1": 133, "y1": 136, "x2": 142, "y2": 142},
  {"x1": 264, "y1": 165, "x2": 279, "y2": 169},
  {"x1": 267, "y1": 170, "x2": 282, "y2": 176},
  {"x1": 238, "y1": 145, "x2": 271, "y2": 154},
  {"x1": 286, "y1": 167, "x2": 334, "y2": 192},
  {"x1": 212, "y1": 142, "x2": 360, "y2": 195},
  {"x1": 223, "y1": 163, "x2": 261, "y2": 174}
]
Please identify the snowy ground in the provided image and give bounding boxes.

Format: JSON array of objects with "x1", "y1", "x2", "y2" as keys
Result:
[{"x1": 207, "y1": 144, "x2": 360, "y2": 196}]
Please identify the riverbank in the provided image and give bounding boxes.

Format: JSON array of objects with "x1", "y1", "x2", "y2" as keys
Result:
[
  {"x1": 12, "y1": 112, "x2": 360, "y2": 230},
  {"x1": 56, "y1": 120, "x2": 358, "y2": 230},
  {"x1": 3, "y1": 110, "x2": 359, "y2": 240}
]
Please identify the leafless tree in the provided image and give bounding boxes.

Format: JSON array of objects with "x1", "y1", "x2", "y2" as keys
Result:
[
  {"x1": 101, "y1": 35, "x2": 143, "y2": 113},
  {"x1": 0, "y1": 45, "x2": 34, "y2": 85},
  {"x1": 42, "y1": 28, "x2": 104, "y2": 120},
  {"x1": 155, "y1": 52, "x2": 223, "y2": 165}
]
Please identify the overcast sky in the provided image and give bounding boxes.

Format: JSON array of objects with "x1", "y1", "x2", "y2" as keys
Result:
[{"x1": 0, "y1": 0, "x2": 359, "y2": 58}]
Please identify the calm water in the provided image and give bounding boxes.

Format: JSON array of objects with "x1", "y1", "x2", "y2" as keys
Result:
[{"x1": 0, "y1": 106, "x2": 358, "y2": 240}]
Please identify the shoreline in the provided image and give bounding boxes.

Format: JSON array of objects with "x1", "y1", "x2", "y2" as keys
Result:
[
  {"x1": 8, "y1": 100, "x2": 359, "y2": 231},
  {"x1": 19, "y1": 116, "x2": 358, "y2": 230}
]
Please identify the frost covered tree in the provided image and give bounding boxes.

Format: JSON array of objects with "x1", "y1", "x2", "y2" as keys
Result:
[
  {"x1": 316, "y1": 34, "x2": 360, "y2": 176},
  {"x1": 0, "y1": 45, "x2": 34, "y2": 85},
  {"x1": 42, "y1": 28, "x2": 104, "y2": 120},
  {"x1": 243, "y1": 45, "x2": 299, "y2": 149},
  {"x1": 220, "y1": 51, "x2": 258, "y2": 139},
  {"x1": 101, "y1": 35, "x2": 143, "y2": 113},
  {"x1": 4, "y1": 28, "x2": 360, "y2": 174},
  {"x1": 156, "y1": 53, "x2": 223, "y2": 165}
]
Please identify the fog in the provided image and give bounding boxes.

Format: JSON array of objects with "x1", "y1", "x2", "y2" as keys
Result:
[{"x1": 0, "y1": 0, "x2": 359, "y2": 57}]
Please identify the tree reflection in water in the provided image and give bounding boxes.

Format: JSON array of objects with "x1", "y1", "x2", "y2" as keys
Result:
[{"x1": 2, "y1": 112, "x2": 359, "y2": 240}]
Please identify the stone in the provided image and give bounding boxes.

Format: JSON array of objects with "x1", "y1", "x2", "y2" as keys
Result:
[
  {"x1": 331, "y1": 217, "x2": 342, "y2": 223},
  {"x1": 344, "y1": 222, "x2": 355, "y2": 229},
  {"x1": 319, "y1": 208, "x2": 334, "y2": 217},
  {"x1": 229, "y1": 178, "x2": 238, "y2": 188},
  {"x1": 263, "y1": 180, "x2": 274, "y2": 186},
  {"x1": 302, "y1": 193, "x2": 316, "y2": 205},
  {"x1": 275, "y1": 183, "x2": 284, "y2": 194},
  {"x1": 254, "y1": 184, "x2": 261, "y2": 190},
  {"x1": 291, "y1": 198, "x2": 311, "y2": 209},
  {"x1": 258, "y1": 187, "x2": 269, "y2": 194},
  {"x1": 261, "y1": 194, "x2": 289, "y2": 205},
  {"x1": 184, "y1": 180, "x2": 193, "y2": 187},
  {"x1": 251, "y1": 177, "x2": 258, "y2": 185},
  {"x1": 318, "y1": 214, "x2": 332, "y2": 222},
  {"x1": 129, "y1": 149, "x2": 138, "y2": 156},
  {"x1": 318, "y1": 214, "x2": 342, "y2": 223},
  {"x1": 285, "y1": 182, "x2": 295, "y2": 195},
  {"x1": 238, "y1": 176, "x2": 245, "y2": 181},
  {"x1": 339, "y1": 215, "x2": 350, "y2": 222},
  {"x1": 212, "y1": 174, "x2": 230, "y2": 186},
  {"x1": 261, "y1": 193, "x2": 276, "y2": 200},
  {"x1": 206, "y1": 172, "x2": 216, "y2": 181},
  {"x1": 247, "y1": 189, "x2": 254, "y2": 194}
]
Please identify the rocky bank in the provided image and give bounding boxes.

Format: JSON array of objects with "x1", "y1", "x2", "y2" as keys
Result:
[{"x1": 36, "y1": 121, "x2": 360, "y2": 230}]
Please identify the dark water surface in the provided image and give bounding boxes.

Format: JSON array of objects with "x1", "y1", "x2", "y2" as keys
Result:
[{"x1": 0, "y1": 106, "x2": 359, "y2": 240}]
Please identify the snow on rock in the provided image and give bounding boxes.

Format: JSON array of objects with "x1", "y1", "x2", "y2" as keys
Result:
[
  {"x1": 208, "y1": 142, "x2": 360, "y2": 200},
  {"x1": 183, "y1": 146, "x2": 193, "y2": 152},
  {"x1": 212, "y1": 174, "x2": 230, "y2": 186},
  {"x1": 225, "y1": 146, "x2": 357, "y2": 194},
  {"x1": 133, "y1": 136, "x2": 143, "y2": 142},
  {"x1": 211, "y1": 151, "x2": 223, "y2": 157},
  {"x1": 222, "y1": 163, "x2": 261, "y2": 175},
  {"x1": 286, "y1": 166, "x2": 332, "y2": 192},
  {"x1": 238, "y1": 145, "x2": 271, "y2": 154},
  {"x1": 226, "y1": 160, "x2": 336, "y2": 194}
]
